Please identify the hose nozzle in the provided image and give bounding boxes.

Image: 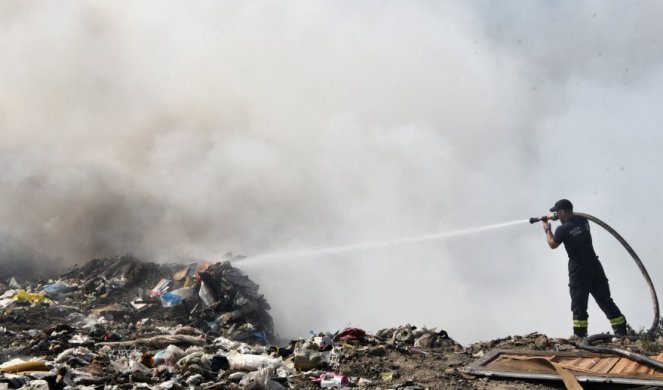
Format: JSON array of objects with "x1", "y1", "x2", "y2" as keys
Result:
[{"x1": 530, "y1": 212, "x2": 558, "y2": 224}]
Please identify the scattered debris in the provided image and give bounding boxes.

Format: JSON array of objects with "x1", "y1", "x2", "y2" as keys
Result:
[{"x1": 3, "y1": 255, "x2": 663, "y2": 388}]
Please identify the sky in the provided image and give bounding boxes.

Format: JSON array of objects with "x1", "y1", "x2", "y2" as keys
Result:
[{"x1": 1, "y1": 1, "x2": 662, "y2": 345}]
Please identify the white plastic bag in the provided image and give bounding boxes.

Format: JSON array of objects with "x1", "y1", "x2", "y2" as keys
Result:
[{"x1": 227, "y1": 351, "x2": 282, "y2": 371}]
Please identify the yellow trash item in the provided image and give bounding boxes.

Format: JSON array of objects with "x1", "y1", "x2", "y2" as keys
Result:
[{"x1": 13, "y1": 290, "x2": 52, "y2": 304}]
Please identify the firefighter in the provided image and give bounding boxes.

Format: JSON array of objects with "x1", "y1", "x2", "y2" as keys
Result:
[{"x1": 542, "y1": 199, "x2": 627, "y2": 338}]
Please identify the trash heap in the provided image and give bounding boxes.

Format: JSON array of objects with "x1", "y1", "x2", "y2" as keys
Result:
[
  {"x1": 51, "y1": 254, "x2": 275, "y2": 344},
  {"x1": 0, "y1": 305, "x2": 467, "y2": 390},
  {"x1": 285, "y1": 324, "x2": 466, "y2": 389},
  {"x1": 4, "y1": 256, "x2": 663, "y2": 389},
  {"x1": 0, "y1": 254, "x2": 282, "y2": 388}
]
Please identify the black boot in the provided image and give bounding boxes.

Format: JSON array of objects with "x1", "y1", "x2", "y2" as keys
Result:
[
  {"x1": 609, "y1": 315, "x2": 628, "y2": 336},
  {"x1": 612, "y1": 323, "x2": 627, "y2": 336},
  {"x1": 573, "y1": 327, "x2": 587, "y2": 338}
]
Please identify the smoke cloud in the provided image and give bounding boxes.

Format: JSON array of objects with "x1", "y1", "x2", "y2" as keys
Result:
[{"x1": 1, "y1": 1, "x2": 662, "y2": 344}]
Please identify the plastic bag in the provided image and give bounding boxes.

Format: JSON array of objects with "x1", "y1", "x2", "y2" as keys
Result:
[
  {"x1": 198, "y1": 281, "x2": 215, "y2": 307},
  {"x1": 13, "y1": 290, "x2": 51, "y2": 304},
  {"x1": 160, "y1": 292, "x2": 183, "y2": 307},
  {"x1": 239, "y1": 367, "x2": 286, "y2": 390},
  {"x1": 43, "y1": 281, "x2": 77, "y2": 294},
  {"x1": 227, "y1": 351, "x2": 282, "y2": 371},
  {"x1": 318, "y1": 372, "x2": 350, "y2": 388},
  {"x1": 154, "y1": 344, "x2": 185, "y2": 369}
]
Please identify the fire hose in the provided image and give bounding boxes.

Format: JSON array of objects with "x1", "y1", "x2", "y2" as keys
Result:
[{"x1": 531, "y1": 212, "x2": 663, "y2": 371}]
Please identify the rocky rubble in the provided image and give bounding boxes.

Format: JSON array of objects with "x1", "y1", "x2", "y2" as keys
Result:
[{"x1": 2, "y1": 256, "x2": 663, "y2": 389}]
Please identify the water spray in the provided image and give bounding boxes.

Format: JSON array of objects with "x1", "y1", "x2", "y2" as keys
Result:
[{"x1": 241, "y1": 219, "x2": 529, "y2": 265}]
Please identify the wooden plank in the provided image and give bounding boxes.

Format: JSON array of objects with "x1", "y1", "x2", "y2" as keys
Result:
[
  {"x1": 490, "y1": 356, "x2": 555, "y2": 374},
  {"x1": 464, "y1": 349, "x2": 663, "y2": 386},
  {"x1": 607, "y1": 357, "x2": 634, "y2": 374},
  {"x1": 588, "y1": 356, "x2": 619, "y2": 373},
  {"x1": 567, "y1": 357, "x2": 598, "y2": 371},
  {"x1": 485, "y1": 350, "x2": 663, "y2": 378}
]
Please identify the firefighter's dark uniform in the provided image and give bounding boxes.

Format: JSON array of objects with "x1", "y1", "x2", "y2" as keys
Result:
[{"x1": 553, "y1": 215, "x2": 627, "y2": 337}]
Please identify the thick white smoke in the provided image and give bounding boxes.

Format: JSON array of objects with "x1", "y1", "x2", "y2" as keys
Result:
[{"x1": 1, "y1": 1, "x2": 662, "y2": 344}]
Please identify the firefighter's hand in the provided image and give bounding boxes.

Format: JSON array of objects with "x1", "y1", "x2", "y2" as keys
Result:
[{"x1": 542, "y1": 220, "x2": 551, "y2": 233}]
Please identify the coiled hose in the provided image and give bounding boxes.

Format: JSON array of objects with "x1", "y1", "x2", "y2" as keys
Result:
[{"x1": 573, "y1": 212, "x2": 661, "y2": 370}]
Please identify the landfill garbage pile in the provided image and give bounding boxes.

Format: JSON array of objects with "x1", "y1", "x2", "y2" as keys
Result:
[
  {"x1": 1, "y1": 254, "x2": 273, "y2": 344},
  {"x1": 4, "y1": 311, "x2": 658, "y2": 390},
  {"x1": 3, "y1": 257, "x2": 663, "y2": 389},
  {"x1": 0, "y1": 299, "x2": 549, "y2": 390},
  {"x1": 56, "y1": 254, "x2": 274, "y2": 344}
]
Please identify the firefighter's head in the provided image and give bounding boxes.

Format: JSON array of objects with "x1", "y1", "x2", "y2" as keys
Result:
[{"x1": 550, "y1": 199, "x2": 573, "y2": 222}]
